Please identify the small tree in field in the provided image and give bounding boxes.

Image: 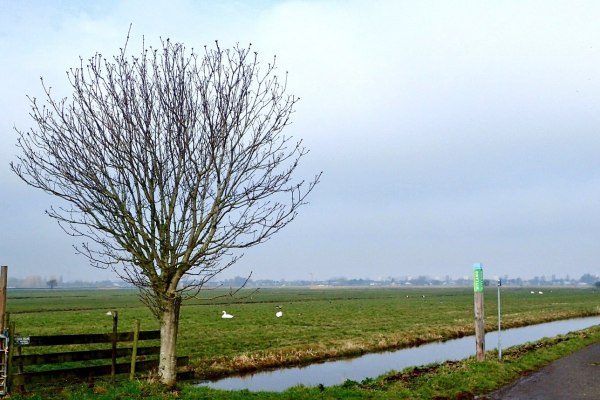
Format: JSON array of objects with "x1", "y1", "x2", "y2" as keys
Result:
[
  {"x1": 11, "y1": 36, "x2": 320, "y2": 386},
  {"x1": 47, "y1": 279, "x2": 58, "y2": 289}
]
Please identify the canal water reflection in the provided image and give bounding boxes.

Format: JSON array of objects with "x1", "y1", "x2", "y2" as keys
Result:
[{"x1": 197, "y1": 316, "x2": 600, "y2": 392}]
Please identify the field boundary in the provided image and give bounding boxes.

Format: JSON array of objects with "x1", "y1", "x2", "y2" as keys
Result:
[{"x1": 6, "y1": 314, "x2": 188, "y2": 393}]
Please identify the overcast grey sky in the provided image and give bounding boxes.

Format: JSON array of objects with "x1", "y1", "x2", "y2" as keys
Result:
[{"x1": 2, "y1": 1, "x2": 600, "y2": 282}]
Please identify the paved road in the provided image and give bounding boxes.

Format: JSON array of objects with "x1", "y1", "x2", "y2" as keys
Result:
[{"x1": 483, "y1": 341, "x2": 600, "y2": 399}]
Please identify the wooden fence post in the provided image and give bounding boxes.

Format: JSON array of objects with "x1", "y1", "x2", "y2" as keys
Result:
[
  {"x1": 111, "y1": 311, "x2": 118, "y2": 383},
  {"x1": 0, "y1": 266, "x2": 8, "y2": 332},
  {"x1": 15, "y1": 346, "x2": 22, "y2": 388},
  {"x1": 473, "y1": 263, "x2": 485, "y2": 361},
  {"x1": 130, "y1": 320, "x2": 140, "y2": 380},
  {"x1": 13, "y1": 321, "x2": 24, "y2": 394}
]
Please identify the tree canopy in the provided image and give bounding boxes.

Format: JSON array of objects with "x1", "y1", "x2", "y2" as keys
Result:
[{"x1": 12, "y1": 36, "x2": 320, "y2": 385}]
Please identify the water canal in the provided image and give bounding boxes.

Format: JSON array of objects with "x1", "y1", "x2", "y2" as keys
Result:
[{"x1": 197, "y1": 316, "x2": 600, "y2": 392}]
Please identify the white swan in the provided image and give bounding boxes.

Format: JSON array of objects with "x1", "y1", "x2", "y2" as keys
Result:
[
  {"x1": 222, "y1": 311, "x2": 234, "y2": 319},
  {"x1": 276, "y1": 311, "x2": 283, "y2": 318}
]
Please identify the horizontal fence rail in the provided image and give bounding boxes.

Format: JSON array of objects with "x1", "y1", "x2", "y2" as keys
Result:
[
  {"x1": 12, "y1": 357, "x2": 189, "y2": 386},
  {"x1": 13, "y1": 331, "x2": 160, "y2": 347},
  {"x1": 13, "y1": 346, "x2": 161, "y2": 367},
  {"x1": 6, "y1": 313, "x2": 190, "y2": 394}
]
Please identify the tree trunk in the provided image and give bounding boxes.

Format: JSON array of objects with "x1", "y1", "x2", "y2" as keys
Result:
[{"x1": 158, "y1": 296, "x2": 181, "y2": 387}]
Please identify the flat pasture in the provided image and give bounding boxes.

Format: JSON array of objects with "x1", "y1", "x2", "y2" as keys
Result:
[{"x1": 6, "y1": 286, "x2": 600, "y2": 377}]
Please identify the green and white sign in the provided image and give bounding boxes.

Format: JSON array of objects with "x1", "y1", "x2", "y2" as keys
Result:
[{"x1": 473, "y1": 263, "x2": 483, "y2": 292}]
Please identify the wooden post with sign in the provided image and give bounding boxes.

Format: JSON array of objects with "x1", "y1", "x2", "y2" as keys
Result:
[{"x1": 473, "y1": 263, "x2": 485, "y2": 361}]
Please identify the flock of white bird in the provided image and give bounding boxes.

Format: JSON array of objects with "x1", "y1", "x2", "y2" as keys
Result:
[
  {"x1": 222, "y1": 306, "x2": 284, "y2": 319},
  {"x1": 220, "y1": 291, "x2": 551, "y2": 320}
]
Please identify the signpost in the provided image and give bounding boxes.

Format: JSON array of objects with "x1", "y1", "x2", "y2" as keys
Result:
[
  {"x1": 473, "y1": 263, "x2": 485, "y2": 361},
  {"x1": 497, "y1": 278, "x2": 502, "y2": 360}
]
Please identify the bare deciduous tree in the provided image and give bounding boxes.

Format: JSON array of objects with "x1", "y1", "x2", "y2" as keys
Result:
[{"x1": 11, "y1": 36, "x2": 320, "y2": 386}]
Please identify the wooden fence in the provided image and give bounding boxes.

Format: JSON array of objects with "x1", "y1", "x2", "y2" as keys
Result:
[{"x1": 6, "y1": 313, "x2": 189, "y2": 390}]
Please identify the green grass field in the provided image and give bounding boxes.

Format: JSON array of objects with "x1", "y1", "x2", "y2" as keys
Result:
[{"x1": 7, "y1": 286, "x2": 600, "y2": 378}]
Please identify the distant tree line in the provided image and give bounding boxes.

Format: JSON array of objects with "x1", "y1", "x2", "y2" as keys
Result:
[
  {"x1": 8, "y1": 272, "x2": 600, "y2": 289},
  {"x1": 7, "y1": 275, "x2": 127, "y2": 289},
  {"x1": 213, "y1": 273, "x2": 600, "y2": 288}
]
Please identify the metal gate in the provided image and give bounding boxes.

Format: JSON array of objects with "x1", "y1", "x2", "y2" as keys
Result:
[{"x1": 0, "y1": 331, "x2": 8, "y2": 395}]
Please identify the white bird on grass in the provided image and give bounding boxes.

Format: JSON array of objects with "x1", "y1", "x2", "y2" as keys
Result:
[
  {"x1": 276, "y1": 311, "x2": 283, "y2": 318},
  {"x1": 539, "y1": 291, "x2": 543, "y2": 294},
  {"x1": 222, "y1": 311, "x2": 234, "y2": 319}
]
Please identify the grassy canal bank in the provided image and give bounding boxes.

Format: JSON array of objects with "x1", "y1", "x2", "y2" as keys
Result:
[{"x1": 11, "y1": 324, "x2": 600, "y2": 399}]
